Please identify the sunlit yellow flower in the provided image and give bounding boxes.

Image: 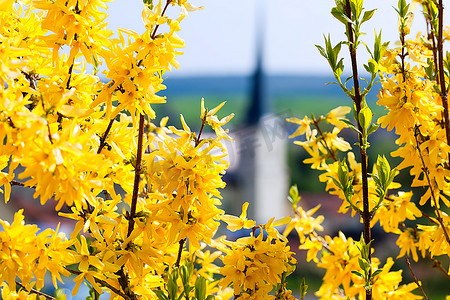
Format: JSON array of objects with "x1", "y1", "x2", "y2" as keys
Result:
[{"x1": 220, "y1": 202, "x2": 256, "y2": 232}]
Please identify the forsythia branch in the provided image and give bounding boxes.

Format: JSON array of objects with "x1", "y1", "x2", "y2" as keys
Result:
[
  {"x1": 413, "y1": 126, "x2": 450, "y2": 247},
  {"x1": 405, "y1": 256, "x2": 430, "y2": 300},
  {"x1": 15, "y1": 280, "x2": 56, "y2": 300}
]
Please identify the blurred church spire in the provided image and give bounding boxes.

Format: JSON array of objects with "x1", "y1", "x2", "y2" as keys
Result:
[{"x1": 245, "y1": 3, "x2": 268, "y2": 126}]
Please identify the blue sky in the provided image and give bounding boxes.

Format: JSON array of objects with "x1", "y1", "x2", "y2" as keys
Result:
[{"x1": 106, "y1": 0, "x2": 434, "y2": 77}]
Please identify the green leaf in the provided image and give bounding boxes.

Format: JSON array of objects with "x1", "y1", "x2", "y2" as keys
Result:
[
  {"x1": 332, "y1": 177, "x2": 344, "y2": 190},
  {"x1": 358, "y1": 106, "x2": 372, "y2": 133},
  {"x1": 397, "y1": 0, "x2": 407, "y2": 18},
  {"x1": 337, "y1": 161, "x2": 349, "y2": 188},
  {"x1": 153, "y1": 290, "x2": 169, "y2": 300},
  {"x1": 371, "y1": 269, "x2": 383, "y2": 278},
  {"x1": 358, "y1": 257, "x2": 370, "y2": 272},
  {"x1": 315, "y1": 44, "x2": 327, "y2": 60},
  {"x1": 340, "y1": 118, "x2": 362, "y2": 134},
  {"x1": 195, "y1": 277, "x2": 206, "y2": 300},
  {"x1": 351, "y1": 270, "x2": 364, "y2": 278},
  {"x1": 168, "y1": 269, "x2": 178, "y2": 300},
  {"x1": 331, "y1": 7, "x2": 352, "y2": 24},
  {"x1": 367, "y1": 123, "x2": 379, "y2": 135},
  {"x1": 376, "y1": 155, "x2": 392, "y2": 191},
  {"x1": 143, "y1": 0, "x2": 154, "y2": 9},
  {"x1": 288, "y1": 185, "x2": 301, "y2": 207},
  {"x1": 180, "y1": 265, "x2": 189, "y2": 285},
  {"x1": 361, "y1": 9, "x2": 376, "y2": 23},
  {"x1": 299, "y1": 277, "x2": 308, "y2": 298}
]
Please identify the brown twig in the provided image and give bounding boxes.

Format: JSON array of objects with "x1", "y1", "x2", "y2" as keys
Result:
[
  {"x1": 97, "y1": 119, "x2": 115, "y2": 154},
  {"x1": 424, "y1": 2, "x2": 439, "y2": 81},
  {"x1": 11, "y1": 180, "x2": 26, "y2": 187},
  {"x1": 40, "y1": 99, "x2": 54, "y2": 144},
  {"x1": 311, "y1": 231, "x2": 334, "y2": 255},
  {"x1": 344, "y1": 1, "x2": 372, "y2": 298},
  {"x1": 195, "y1": 117, "x2": 206, "y2": 147},
  {"x1": 405, "y1": 256, "x2": 430, "y2": 300},
  {"x1": 175, "y1": 238, "x2": 186, "y2": 268},
  {"x1": 311, "y1": 115, "x2": 338, "y2": 162},
  {"x1": 15, "y1": 280, "x2": 56, "y2": 300},
  {"x1": 65, "y1": 268, "x2": 131, "y2": 300},
  {"x1": 151, "y1": 0, "x2": 172, "y2": 40},
  {"x1": 399, "y1": 14, "x2": 408, "y2": 81},
  {"x1": 437, "y1": 0, "x2": 450, "y2": 146},
  {"x1": 428, "y1": 254, "x2": 450, "y2": 280},
  {"x1": 399, "y1": 222, "x2": 450, "y2": 280},
  {"x1": 413, "y1": 127, "x2": 450, "y2": 247},
  {"x1": 127, "y1": 113, "x2": 146, "y2": 238}
]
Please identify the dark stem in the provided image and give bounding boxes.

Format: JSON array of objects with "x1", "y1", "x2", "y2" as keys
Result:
[
  {"x1": 46, "y1": 122, "x2": 54, "y2": 144},
  {"x1": 311, "y1": 231, "x2": 335, "y2": 255},
  {"x1": 405, "y1": 256, "x2": 430, "y2": 300},
  {"x1": 344, "y1": 1, "x2": 372, "y2": 299},
  {"x1": 151, "y1": 0, "x2": 172, "y2": 39},
  {"x1": 437, "y1": 0, "x2": 450, "y2": 146},
  {"x1": 424, "y1": 2, "x2": 439, "y2": 81},
  {"x1": 97, "y1": 119, "x2": 115, "y2": 154},
  {"x1": 127, "y1": 113, "x2": 146, "y2": 238},
  {"x1": 66, "y1": 63, "x2": 74, "y2": 90},
  {"x1": 11, "y1": 180, "x2": 26, "y2": 187},
  {"x1": 41, "y1": 99, "x2": 54, "y2": 144},
  {"x1": 311, "y1": 116, "x2": 338, "y2": 161},
  {"x1": 175, "y1": 238, "x2": 186, "y2": 268},
  {"x1": 413, "y1": 127, "x2": 450, "y2": 246},
  {"x1": 399, "y1": 25, "x2": 407, "y2": 81},
  {"x1": 400, "y1": 222, "x2": 450, "y2": 280},
  {"x1": 195, "y1": 121, "x2": 205, "y2": 147},
  {"x1": 15, "y1": 280, "x2": 56, "y2": 300},
  {"x1": 428, "y1": 254, "x2": 450, "y2": 280},
  {"x1": 65, "y1": 268, "x2": 131, "y2": 300}
]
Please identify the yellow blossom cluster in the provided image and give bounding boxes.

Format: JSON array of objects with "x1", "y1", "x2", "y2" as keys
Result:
[
  {"x1": 287, "y1": 108, "x2": 398, "y2": 216},
  {"x1": 0, "y1": 0, "x2": 238, "y2": 299},
  {"x1": 287, "y1": 106, "x2": 351, "y2": 170},
  {"x1": 219, "y1": 204, "x2": 296, "y2": 299},
  {"x1": 284, "y1": 0, "x2": 450, "y2": 298},
  {"x1": 282, "y1": 187, "x2": 421, "y2": 299},
  {"x1": 310, "y1": 233, "x2": 420, "y2": 299},
  {"x1": 298, "y1": 231, "x2": 416, "y2": 299},
  {"x1": 376, "y1": 2, "x2": 450, "y2": 264},
  {"x1": 0, "y1": 210, "x2": 74, "y2": 292}
]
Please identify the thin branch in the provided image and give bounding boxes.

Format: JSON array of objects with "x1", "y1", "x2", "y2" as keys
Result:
[
  {"x1": 424, "y1": 2, "x2": 439, "y2": 81},
  {"x1": 311, "y1": 116, "x2": 338, "y2": 162},
  {"x1": 421, "y1": 210, "x2": 441, "y2": 226},
  {"x1": 15, "y1": 280, "x2": 56, "y2": 300},
  {"x1": 11, "y1": 180, "x2": 26, "y2": 187},
  {"x1": 311, "y1": 231, "x2": 334, "y2": 255},
  {"x1": 413, "y1": 127, "x2": 450, "y2": 247},
  {"x1": 344, "y1": 2, "x2": 372, "y2": 299},
  {"x1": 127, "y1": 113, "x2": 146, "y2": 238},
  {"x1": 65, "y1": 268, "x2": 131, "y2": 300},
  {"x1": 428, "y1": 254, "x2": 450, "y2": 280},
  {"x1": 195, "y1": 115, "x2": 206, "y2": 147},
  {"x1": 400, "y1": 222, "x2": 450, "y2": 280},
  {"x1": 66, "y1": 63, "x2": 74, "y2": 90},
  {"x1": 151, "y1": 0, "x2": 172, "y2": 40},
  {"x1": 40, "y1": 99, "x2": 54, "y2": 144},
  {"x1": 405, "y1": 256, "x2": 430, "y2": 300},
  {"x1": 437, "y1": 0, "x2": 450, "y2": 146},
  {"x1": 97, "y1": 119, "x2": 115, "y2": 154},
  {"x1": 175, "y1": 238, "x2": 186, "y2": 268}
]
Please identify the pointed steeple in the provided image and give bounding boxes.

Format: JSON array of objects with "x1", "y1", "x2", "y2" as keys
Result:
[{"x1": 245, "y1": 5, "x2": 268, "y2": 126}]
